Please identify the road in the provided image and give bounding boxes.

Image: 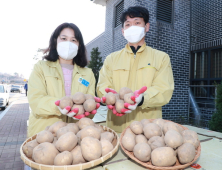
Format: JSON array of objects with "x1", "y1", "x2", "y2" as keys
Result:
[{"x1": 0, "y1": 92, "x2": 27, "y2": 114}]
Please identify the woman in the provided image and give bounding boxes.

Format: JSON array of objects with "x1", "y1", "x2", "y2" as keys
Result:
[{"x1": 28, "y1": 23, "x2": 98, "y2": 138}]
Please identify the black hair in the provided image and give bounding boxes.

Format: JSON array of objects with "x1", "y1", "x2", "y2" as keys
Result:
[
  {"x1": 120, "y1": 6, "x2": 149, "y2": 27},
  {"x1": 44, "y1": 23, "x2": 88, "y2": 67}
]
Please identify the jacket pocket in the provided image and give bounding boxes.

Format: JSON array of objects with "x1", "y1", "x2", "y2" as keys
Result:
[
  {"x1": 113, "y1": 69, "x2": 129, "y2": 90},
  {"x1": 45, "y1": 75, "x2": 63, "y2": 96},
  {"x1": 137, "y1": 66, "x2": 157, "y2": 88}
]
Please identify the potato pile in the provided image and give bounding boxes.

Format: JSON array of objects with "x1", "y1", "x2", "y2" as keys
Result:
[
  {"x1": 122, "y1": 119, "x2": 200, "y2": 167},
  {"x1": 105, "y1": 87, "x2": 134, "y2": 112},
  {"x1": 22, "y1": 118, "x2": 115, "y2": 166}
]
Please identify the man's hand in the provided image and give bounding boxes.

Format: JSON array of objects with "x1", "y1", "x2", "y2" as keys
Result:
[
  {"x1": 101, "y1": 88, "x2": 117, "y2": 110},
  {"x1": 84, "y1": 97, "x2": 101, "y2": 116},
  {"x1": 121, "y1": 86, "x2": 147, "y2": 113}
]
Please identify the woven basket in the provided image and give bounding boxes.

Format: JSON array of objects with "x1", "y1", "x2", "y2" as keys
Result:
[
  {"x1": 120, "y1": 119, "x2": 201, "y2": 170},
  {"x1": 20, "y1": 125, "x2": 119, "y2": 170}
]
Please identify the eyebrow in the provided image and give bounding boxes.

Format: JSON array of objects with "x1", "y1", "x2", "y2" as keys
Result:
[{"x1": 60, "y1": 35, "x2": 76, "y2": 38}]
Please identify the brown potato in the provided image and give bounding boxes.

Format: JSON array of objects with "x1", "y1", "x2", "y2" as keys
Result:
[
  {"x1": 71, "y1": 92, "x2": 86, "y2": 104},
  {"x1": 22, "y1": 140, "x2": 39, "y2": 158},
  {"x1": 85, "y1": 94, "x2": 94, "y2": 100},
  {"x1": 153, "y1": 118, "x2": 166, "y2": 129},
  {"x1": 143, "y1": 123, "x2": 162, "y2": 139},
  {"x1": 105, "y1": 92, "x2": 116, "y2": 105},
  {"x1": 78, "y1": 117, "x2": 95, "y2": 130},
  {"x1": 119, "y1": 87, "x2": 133, "y2": 100},
  {"x1": 135, "y1": 135, "x2": 148, "y2": 144},
  {"x1": 80, "y1": 126, "x2": 101, "y2": 140},
  {"x1": 56, "y1": 126, "x2": 78, "y2": 139},
  {"x1": 182, "y1": 130, "x2": 200, "y2": 149},
  {"x1": 125, "y1": 128, "x2": 136, "y2": 137},
  {"x1": 140, "y1": 119, "x2": 150, "y2": 127},
  {"x1": 101, "y1": 132, "x2": 114, "y2": 143},
  {"x1": 32, "y1": 142, "x2": 59, "y2": 165},
  {"x1": 36, "y1": 130, "x2": 54, "y2": 143},
  {"x1": 124, "y1": 92, "x2": 134, "y2": 104},
  {"x1": 59, "y1": 96, "x2": 73, "y2": 109},
  {"x1": 130, "y1": 121, "x2": 143, "y2": 135},
  {"x1": 71, "y1": 145, "x2": 86, "y2": 164},
  {"x1": 122, "y1": 134, "x2": 136, "y2": 151},
  {"x1": 164, "y1": 130, "x2": 183, "y2": 149},
  {"x1": 53, "y1": 137, "x2": 57, "y2": 146},
  {"x1": 151, "y1": 147, "x2": 177, "y2": 167},
  {"x1": 83, "y1": 99, "x2": 96, "y2": 112},
  {"x1": 114, "y1": 93, "x2": 120, "y2": 100},
  {"x1": 48, "y1": 121, "x2": 67, "y2": 137},
  {"x1": 178, "y1": 143, "x2": 196, "y2": 164},
  {"x1": 101, "y1": 139, "x2": 114, "y2": 156},
  {"x1": 163, "y1": 122, "x2": 181, "y2": 135},
  {"x1": 71, "y1": 104, "x2": 85, "y2": 116},
  {"x1": 56, "y1": 132, "x2": 78, "y2": 152},
  {"x1": 148, "y1": 136, "x2": 165, "y2": 150},
  {"x1": 66, "y1": 123, "x2": 79, "y2": 134},
  {"x1": 115, "y1": 99, "x2": 124, "y2": 113},
  {"x1": 94, "y1": 124, "x2": 105, "y2": 133},
  {"x1": 54, "y1": 151, "x2": 73, "y2": 165},
  {"x1": 133, "y1": 143, "x2": 151, "y2": 162},
  {"x1": 81, "y1": 137, "x2": 102, "y2": 161},
  {"x1": 76, "y1": 130, "x2": 82, "y2": 145}
]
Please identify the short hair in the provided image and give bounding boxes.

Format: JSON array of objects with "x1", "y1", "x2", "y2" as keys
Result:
[
  {"x1": 44, "y1": 23, "x2": 88, "y2": 67},
  {"x1": 120, "y1": 6, "x2": 149, "y2": 27}
]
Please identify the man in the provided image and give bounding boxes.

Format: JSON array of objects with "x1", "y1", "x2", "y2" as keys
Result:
[
  {"x1": 24, "y1": 81, "x2": 28, "y2": 96},
  {"x1": 97, "y1": 6, "x2": 174, "y2": 133}
]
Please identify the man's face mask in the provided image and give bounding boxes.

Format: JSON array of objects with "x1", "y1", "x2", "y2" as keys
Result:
[{"x1": 124, "y1": 26, "x2": 146, "y2": 44}]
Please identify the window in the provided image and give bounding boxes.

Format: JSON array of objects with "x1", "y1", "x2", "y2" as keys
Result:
[
  {"x1": 211, "y1": 48, "x2": 222, "y2": 78},
  {"x1": 157, "y1": 0, "x2": 174, "y2": 24},
  {"x1": 190, "y1": 47, "x2": 222, "y2": 107},
  {"x1": 115, "y1": 0, "x2": 124, "y2": 28}
]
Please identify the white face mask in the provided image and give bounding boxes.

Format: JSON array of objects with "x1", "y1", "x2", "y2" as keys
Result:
[
  {"x1": 57, "y1": 41, "x2": 78, "y2": 60},
  {"x1": 124, "y1": 26, "x2": 146, "y2": 44}
]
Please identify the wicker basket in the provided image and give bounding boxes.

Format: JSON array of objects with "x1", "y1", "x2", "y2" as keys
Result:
[
  {"x1": 20, "y1": 125, "x2": 119, "y2": 170},
  {"x1": 120, "y1": 119, "x2": 201, "y2": 170}
]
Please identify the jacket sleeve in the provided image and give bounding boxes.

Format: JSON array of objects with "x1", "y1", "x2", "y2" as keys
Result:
[
  {"x1": 142, "y1": 54, "x2": 174, "y2": 109},
  {"x1": 96, "y1": 55, "x2": 114, "y2": 98},
  {"x1": 28, "y1": 61, "x2": 61, "y2": 118}
]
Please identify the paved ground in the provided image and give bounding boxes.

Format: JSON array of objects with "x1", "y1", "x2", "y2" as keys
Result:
[{"x1": 0, "y1": 96, "x2": 29, "y2": 170}]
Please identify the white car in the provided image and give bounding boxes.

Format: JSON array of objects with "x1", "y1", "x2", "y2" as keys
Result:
[{"x1": 0, "y1": 84, "x2": 9, "y2": 110}]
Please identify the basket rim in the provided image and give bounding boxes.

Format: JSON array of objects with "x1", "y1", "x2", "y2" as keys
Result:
[
  {"x1": 120, "y1": 119, "x2": 201, "y2": 170},
  {"x1": 20, "y1": 125, "x2": 120, "y2": 170}
]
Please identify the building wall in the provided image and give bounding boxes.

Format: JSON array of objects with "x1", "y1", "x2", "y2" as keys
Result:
[
  {"x1": 191, "y1": 0, "x2": 222, "y2": 51},
  {"x1": 87, "y1": 0, "x2": 191, "y2": 122},
  {"x1": 136, "y1": 0, "x2": 191, "y2": 121},
  {"x1": 85, "y1": 33, "x2": 104, "y2": 61}
]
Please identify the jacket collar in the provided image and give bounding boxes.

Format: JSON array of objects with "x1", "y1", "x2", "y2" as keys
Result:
[
  {"x1": 125, "y1": 42, "x2": 147, "y2": 54},
  {"x1": 46, "y1": 60, "x2": 86, "y2": 75}
]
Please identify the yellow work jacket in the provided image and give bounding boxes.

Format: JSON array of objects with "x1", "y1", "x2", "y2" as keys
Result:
[
  {"x1": 27, "y1": 60, "x2": 95, "y2": 137},
  {"x1": 97, "y1": 43, "x2": 174, "y2": 133}
]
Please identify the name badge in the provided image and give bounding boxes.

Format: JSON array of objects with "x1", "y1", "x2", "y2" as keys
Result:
[{"x1": 78, "y1": 77, "x2": 90, "y2": 87}]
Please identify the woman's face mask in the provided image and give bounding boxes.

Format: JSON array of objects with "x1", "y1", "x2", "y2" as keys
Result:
[{"x1": 57, "y1": 41, "x2": 78, "y2": 60}]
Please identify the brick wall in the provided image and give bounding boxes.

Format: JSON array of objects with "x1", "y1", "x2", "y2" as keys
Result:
[{"x1": 191, "y1": 0, "x2": 222, "y2": 51}]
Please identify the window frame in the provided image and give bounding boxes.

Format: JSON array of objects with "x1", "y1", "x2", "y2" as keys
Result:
[
  {"x1": 156, "y1": 0, "x2": 174, "y2": 25},
  {"x1": 114, "y1": 0, "x2": 124, "y2": 28}
]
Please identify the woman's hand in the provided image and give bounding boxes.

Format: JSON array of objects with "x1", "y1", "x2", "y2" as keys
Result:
[{"x1": 101, "y1": 88, "x2": 117, "y2": 110}]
